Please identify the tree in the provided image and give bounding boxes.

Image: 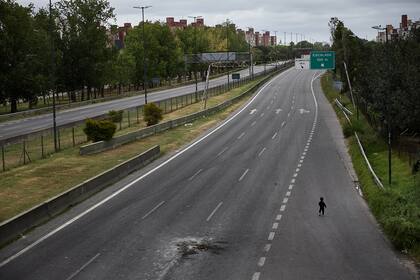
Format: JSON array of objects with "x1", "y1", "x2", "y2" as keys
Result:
[
  {"x1": 56, "y1": 0, "x2": 115, "y2": 100},
  {"x1": 0, "y1": 1, "x2": 42, "y2": 112}
]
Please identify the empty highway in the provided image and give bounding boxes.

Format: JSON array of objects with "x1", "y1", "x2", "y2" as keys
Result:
[{"x1": 0, "y1": 68, "x2": 414, "y2": 279}]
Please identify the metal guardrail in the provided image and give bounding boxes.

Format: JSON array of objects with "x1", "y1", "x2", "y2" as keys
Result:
[{"x1": 334, "y1": 98, "x2": 385, "y2": 189}]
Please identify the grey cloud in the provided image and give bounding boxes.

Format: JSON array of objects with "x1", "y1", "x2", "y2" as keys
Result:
[{"x1": 17, "y1": 0, "x2": 420, "y2": 42}]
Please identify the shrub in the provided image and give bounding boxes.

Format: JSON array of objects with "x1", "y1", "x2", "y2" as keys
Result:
[
  {"x1": 143, "y1": 103, "x2": 163, "y2": 126},
  {"x1": 383, "y1": 216, "x2": 420, "y2": 250},
  {"x1": 83, "y1": 119, "x2": 117, "y2": 142},
  {"x1": 108, "y1": 110, "x2": 123, "y2": 123}
]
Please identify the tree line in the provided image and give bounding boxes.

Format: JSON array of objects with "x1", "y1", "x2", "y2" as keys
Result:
[
  {"x1": 329, "y1": 18, "x2": 420, "y2": 138},
  {"x1": 0, "y1": 0, "x2": 255, "y2": 113}
]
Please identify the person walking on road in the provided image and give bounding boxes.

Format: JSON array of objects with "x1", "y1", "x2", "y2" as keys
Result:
[{"x1": 318, "y1": 197, "x2": 326, "y2": 216}]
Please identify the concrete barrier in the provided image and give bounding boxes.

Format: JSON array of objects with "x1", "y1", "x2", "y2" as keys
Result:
[
  {"x1": 80, "y1": 64, "x2": 293, "y2": 155},
  {"x1": 0, "y1": 145, "x2": 160, "y2": 247}
]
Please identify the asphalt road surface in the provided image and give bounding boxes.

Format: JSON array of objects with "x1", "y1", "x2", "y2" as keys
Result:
[
  {"x1": 0, "y1": 68, "x2": 414, "y2": 280},
  {"x1": 0, "y1": 64, "x2": 281, "y2": 142}
]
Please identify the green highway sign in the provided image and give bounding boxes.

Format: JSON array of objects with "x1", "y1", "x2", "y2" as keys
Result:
[{"x1": 310, "y1": 51, "x2": 335, "y2": 69}]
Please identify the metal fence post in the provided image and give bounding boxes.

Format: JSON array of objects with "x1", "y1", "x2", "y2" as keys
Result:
[
  {"x1": 41, "y1": 135, "x2": 45, "y2": 158},
  {"x1": 23, "y1": 141, "x2": 26, "y2": 165},
  {"x1": 2, "y1": 145, "x2": 5, "y2": 172},
  {"x1": 128, "y1": 110, "x2": 131, "y2": 127},
  {"x1": 58, "y1": 129, "x2": 61, "y2": 150},
  {"x1": 72, "y1": 127, "x2": 75, "y2": 147},
  {"x1": 136, "y1": 106, "x2": 140, "y2": 124}
]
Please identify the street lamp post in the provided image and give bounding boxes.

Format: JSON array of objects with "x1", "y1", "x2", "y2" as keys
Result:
[
  {"x1": 372, "y1": 25, "x2": 391, "y2": 186},
  {"x1": 226, "y1": 19, "x2": 230, "y2": 89},
  {"x1": 188, "y1": 16, "x2": 202, "y2": 98},
  {"x1": 133, "y1": 5, "x2": 152, "y2": 104},
  {"x1": 49, "y1": 0, "x2": 58, "y2": 152},
  {"x1": 246, "y1": 27, "x2": 254, "y2": 79}
]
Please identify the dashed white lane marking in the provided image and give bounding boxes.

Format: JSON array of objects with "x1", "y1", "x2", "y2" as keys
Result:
[
  {"x1": 276, "y1": 214, "x2": 282, "y2": 221},
  {"x1": 291, "y1": 106, "x2": 294, "y2": 110},
  {"x1": 283, "y1": 198, "x2": 289, "y2": 204},
  {"x1": 301, "y1": 156, "x2": 305, "y2": 160},
  {"x1": 142, "y1": 201, "x2": 166, "y2": 220},
  {"x1": 288, "y1": 185, "x2": 293, "y2": 190},
  {"x1": 293, "y1": 173, "x2": 298, "y2": 177},
  {"x1": 251, "y1": 121, "x2": 257, "y2": 127},
  {"x1": 275, "y1": 109, "x2": 282, "y2": 114},
  {"x1": 302, "y1": 152, "x2": 306, "y2": 156},
  {"x1": 280, "y1": 205, "x2": 286, "y2": 211},
  {"x1": 252, "y1": 272, "x2": 261, "y2": 280},
  {"x1": 217, "y1": 147, "x2": 228, "y2": 157},
  {"x1": 258, "y1": 147, "x2": 267, "y2": 157},
  {"x1": 297, "y1": 164, "x2": 302, "y2": 167},
  {"x1": 296, "y1": 168, "x2": 300, "y2": 172},
  {"x1": 281, "y1": 121, "x2": 286, "y2": 127},
  {"x1": 286, "y1": 191, "x2": 291, "y2": 196},
  {"x1": 287, "y1": 112, "x2": 290, "y2": 117},
  {"x1": 299, "y1": 159, "x2": 303, "y2": 163},
  {"x1": 264, "y1": 244, "x2": 272, "y2": 252},
  {"x1": 272, "y1": 132, "x2": 278, "y2": 139},
  {"x1": 258, "y1": 257, "x2": 266, "y2": 267},
  {"x1": 272, "y1": 222, "x2": 279, "y2": 229},
  {"x1": 238, "y1": 132, "x2": 245, "y2": 139},
  {"x1": 239, "y1": 169, "x2": 250, "y2": 181},
  {"x1": 206, "y1": 202, "x2": 223, "y2": 222},
  {"x1": 260, "y1": 113, "x2": 265, "y2": 117},
  {"x1": 304, "y1": 148, "x2": 308, "y2": 152},
  {"x1": 266, "y1": 106, "x2": 270, "y2": 110},
  {"x1": 188, "y1": 169, "x2": 203, "y2": 181},
  {"x1": 268, "y1": 232, "x2": 275, "y2": 240},
  {"x1": 270, "y1": 100, "x2": 274, "y2": 104},
  {"x1": 291, "y1": 178, "x2": 296, "y2": 184},
  {"x1": 65, "y1": 253, "x2": 101, "y2": 280}
]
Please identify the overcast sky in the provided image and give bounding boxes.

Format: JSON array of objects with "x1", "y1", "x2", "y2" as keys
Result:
[{"x1": 18, "y1": 0, "x2": 420, "y2": 43}]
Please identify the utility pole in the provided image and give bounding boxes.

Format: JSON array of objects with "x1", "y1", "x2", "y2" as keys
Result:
[
  {"x1": 49, "y1": 0, "x2": 58, "y2": 152},
  {"x1": 284, "y1": 32, "x2": 286, "y2": 46},
  {"x1": 188, "y1": 16, "x2": 202, "y2": 98},
  {"x1": 226, "y1": 19, "x2": 230, "y2": 89},
  {"x1": 133, "y1": 5, "x2": 152, "y2": 104},
  {"x1": 247, "y1": 27, "x2": 254, "y2": 79}
]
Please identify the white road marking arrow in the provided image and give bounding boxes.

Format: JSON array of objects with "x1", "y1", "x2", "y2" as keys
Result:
[
  {"x1": 299, "y1": 109, "x2": 310, "y2": 114},
  {"x1": 250, "y1": 109, "x2": 257, "y2": 115}
]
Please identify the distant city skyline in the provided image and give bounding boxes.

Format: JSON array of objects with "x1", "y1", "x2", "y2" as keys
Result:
[{"x1": 17, "y1": 0, "x2": 420, "y2": 43}]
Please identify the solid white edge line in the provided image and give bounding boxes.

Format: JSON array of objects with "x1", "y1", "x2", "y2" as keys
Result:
[
  {"x1": 0, "y1": 67, "x2": 292, "y2": 268},
  {"x1": 272, "y1": 132, "x2": 278, "y2": 139},
  {"x1": 206, "y1": 202, "x2": 223, "y2": 222}
]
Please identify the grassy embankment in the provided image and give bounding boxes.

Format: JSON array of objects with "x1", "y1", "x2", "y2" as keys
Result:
[
  {"x1": 321, "y1": 72, "x2": 420, "y2": 262},
  {"x1": 0, "y1": 76, "x2": 265, "y2": 222}
]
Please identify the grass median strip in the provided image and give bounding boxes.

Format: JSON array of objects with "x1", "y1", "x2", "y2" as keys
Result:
[
  {"x1": 321, "y1": 72, "x2": 420, "y2": 262},
  {"x1": 0, "y1": 77, "x2": 265, "y2": 223}
]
